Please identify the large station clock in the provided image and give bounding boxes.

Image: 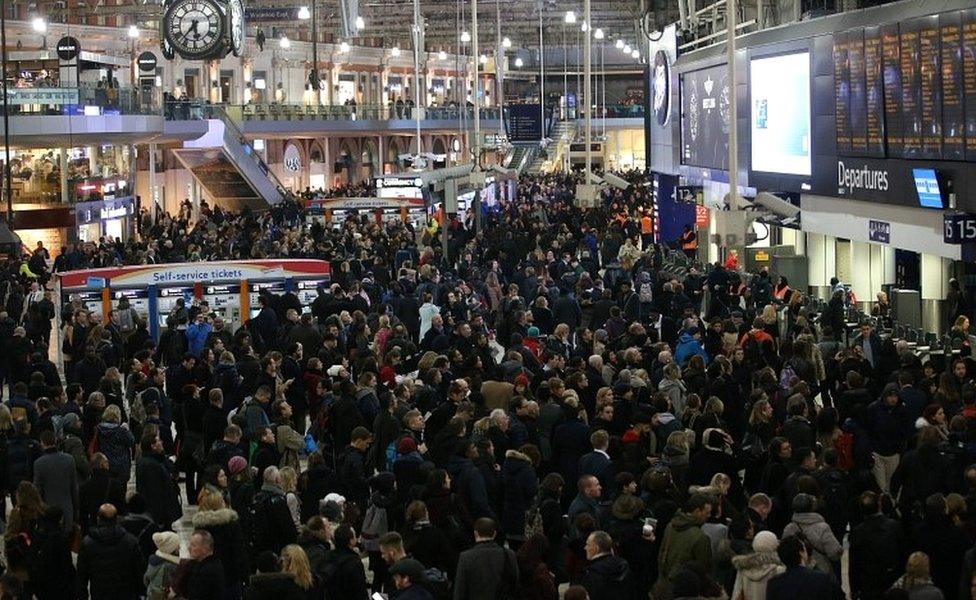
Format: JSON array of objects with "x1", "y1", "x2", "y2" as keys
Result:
[{"x1": 160, "y1": 0, "x2": 245, "y2": 60}]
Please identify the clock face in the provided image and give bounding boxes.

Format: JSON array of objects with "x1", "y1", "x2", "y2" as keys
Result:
[
  {"x1": 163, "y1": 0, "x2": 226, "y2": 60},
  {"x1": 229, "y1": 0, "x2": 245, "y2": 56}
]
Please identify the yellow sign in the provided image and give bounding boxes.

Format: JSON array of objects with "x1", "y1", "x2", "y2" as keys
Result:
[{"x1": 755, "y1": 250, "x2": 770, "y2": 262}]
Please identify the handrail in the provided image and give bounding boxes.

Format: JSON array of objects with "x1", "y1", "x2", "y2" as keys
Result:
[{"x1": 208, "y1": 104, "x2": 291, "y2": 199}]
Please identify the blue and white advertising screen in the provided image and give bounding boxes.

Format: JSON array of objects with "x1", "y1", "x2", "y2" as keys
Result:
[{"x1": 750, "y1": 52, "x2": 812, "y2": 175}]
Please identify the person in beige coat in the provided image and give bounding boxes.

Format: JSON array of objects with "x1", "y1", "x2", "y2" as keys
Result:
[{"x1": 732, "y1": 531, "x2": 786, "y2": 600}]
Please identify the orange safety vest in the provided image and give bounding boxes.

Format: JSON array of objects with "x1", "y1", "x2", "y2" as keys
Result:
[
  {"x1": 681, "y1": 230, "x2": 698, "y2": 251},
  {"x1": 640, "y1": 216, "x2": 653, "y2": 234}
]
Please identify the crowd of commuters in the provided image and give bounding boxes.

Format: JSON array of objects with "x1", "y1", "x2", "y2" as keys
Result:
[{"x1": 0, "y1": 171, "x2": 973, "y2": 600}]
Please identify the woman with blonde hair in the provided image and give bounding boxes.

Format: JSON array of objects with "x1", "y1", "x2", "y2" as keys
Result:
[
  {"x1": 96, "y1": 403, "x2": 136, "y2": 484},
  {"x1": 279, "y1": 466, "x2": 302, "y2": 532},
  {"x1": 192, "y1": 482, "x2": 248, "y2": 599},
  {"x1": 281, "y1": 544, "x2": 316, "y2": 599},
  {"x1": 890, "y1": 552, "x2": 944, "y2": 600}
]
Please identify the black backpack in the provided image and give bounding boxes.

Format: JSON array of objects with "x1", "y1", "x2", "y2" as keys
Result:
[
  {"x1": 243, "y1": 491, "x2": 283, "y2": 556},
  {"x1": 422, "y1": 567, "x2": 452, "y2": 600}
]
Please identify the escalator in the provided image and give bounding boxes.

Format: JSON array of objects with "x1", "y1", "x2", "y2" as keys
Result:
[{"x1": 172, "y1": 106, "x2": 286, "y2": 208}]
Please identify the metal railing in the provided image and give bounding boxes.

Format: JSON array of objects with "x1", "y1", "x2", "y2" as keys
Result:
[
  {"x1": 2, "y1": 84, "x2": 160, "y2": 116},
  {"x1": 208, "y1": 104, "x2": 291, "y2": 200}
]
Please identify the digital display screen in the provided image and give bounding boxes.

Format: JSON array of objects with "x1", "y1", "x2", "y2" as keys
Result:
[
  {"x1": 750, "y1": 52, "x2": 812, "y2": 175},
  {"x1": 680, "y1": 64, "x2": 731, "y2": 170},
  {"x1": 913, "y1": 168, "x2": 944, "y2": 208}
]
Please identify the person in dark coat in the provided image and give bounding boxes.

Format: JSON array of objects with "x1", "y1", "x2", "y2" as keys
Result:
[
  {"x1": 551, "y1": 405, "x2": 592, "y2": 505},
  {"x1": 78, "y1": 453, "x2": 126, "y2": 533},
  {"x1": 401, "y1": 501, "x2": 458, "y2": 577},
  {"x1": 336, "y1": 427, "x2": 371, "y2": 511},
  {"x1": 28, "y1": 506, "x2": 76, "y2": 600},
  {"x1": 580, "y1": 530, "x2": 637, "y2": 600},
  {"x1": 912, "y1": 493, "x2": 969, "y2": 600},
  {"x1": 244, "y1": 551, "x2": 305, "y2": 600},
  {"x1": 32, "y1": 430, "x2": 78, "y2": 530},
  {"x1": 135, "y1": 431, "x2": 183, "y2": 528},
  {"x1": 849, "y1": 491, "x2": 904, "y2": 600},
  {"x1": 447, "y1": 440, "x2": 496, "y2": 521},
  {"x1": 192, "y1": 494, "x2": 248, "y2": 600},
  {"x1": 578, "y1": 430, "x2": 615, "y2": 496},
  {"x1": 607, "y1": 495, "x2": 657, "y2": 595},
  {"x1": 184, "y1": 530, "x2": 226, "y2": 600},
  {"x1": 75, "y1": 504, "x2": 146, "y2": 600},
  {"x1": 326, "y1": 524, "x2": 370, "y2": 600},
  {"x1": 766, "y1": 536, "x2": 844, "y2": 600},
  {"x1": 453, "y1": 518, "x2": 519, "y2": 600},
  {"x1": 687, "y1": 429, "x2": 744, "y2": 509},
  {"x1": 501, "y1": 446, "x2": 540, "y2": 544}
]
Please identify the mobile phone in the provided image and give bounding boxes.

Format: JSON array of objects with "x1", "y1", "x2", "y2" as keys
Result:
[{"x1": 372, "y1": 594, "x2": 387, "y2": 600}]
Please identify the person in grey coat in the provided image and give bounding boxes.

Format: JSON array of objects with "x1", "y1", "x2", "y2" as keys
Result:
[
  {"x1": 781, "y1": 493, "x2": 842, "y2": 579},
  {"x1": 61, "y1": 412, "x2": 92, "y2": 483},
  {"x1": 453, "y1": 518, "x2": 519, "y2": 600},
  {"x1": 34, "y1": 429, "x2": 79, "y2": 529}
]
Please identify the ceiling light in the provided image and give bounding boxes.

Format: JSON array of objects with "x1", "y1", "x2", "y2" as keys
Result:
[
  {"x1": 581, "y1": 22, "x2": 588, "y2": 32},
  {"x1": 355, "y1": 16, "x2": 365, "y2": 30},
  {"x1": 127, "y1": 25, "x2": 139, "y2": 38},
  {"x1": 631, "y1": 49, "x2": 639, "y2": 59},
  {"x1": 339, "y1": 41, "x2": 350, "y2": 52},
  {"x1": 279, "y1": 36, "x2": 291, "y2": 49},
  {"x1": 479, "y1": 54, "x2": 488, "y2": 64},
  {"x1": 514, "y1": 57, "x2": 523, "y2": 68},
  {"x1": 564, "y1": 11, "x2": 576, "y2": 24},
  {"x1": 615, "y1": 39, "x2": 624, "y2": 49},
  {"x1": 32, "y1": 17, "x2": 47, "y2": 33},
  {"x1": 502, "y1": 37, "x2": 511, "y2": 48},
  {"x1": 391, "y1": 46, "x2": 401, "y2": 57},
  {"x1": 298, "y1": 6, "x2": 311, "y2": 19},
  {"x1": 461, "y1": 30, "x2": 471, "y2": 43},
  {"x1": 438, "y1": 50, "x2": 447, "y2": 59},
  {"x1": 594, "y1": 28, "x2": 604, "y2": 40},
  {"x1": 623, "y1": 44, "x2": 631, "y2": 54}
]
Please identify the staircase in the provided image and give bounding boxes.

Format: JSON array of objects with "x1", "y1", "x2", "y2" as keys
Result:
[
  {"x1": 527, "y1": 120, "x2": 576, "y2": 174},
  {"x1": 173, "y1": 105, "x2": 287, "y2": 208}
]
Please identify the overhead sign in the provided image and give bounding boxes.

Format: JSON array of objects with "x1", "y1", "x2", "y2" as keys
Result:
[
  {"x1": 652, "y1": 50, "x2": 671, "y2": 127},
  {"x1": 58, "y1": 259, "x2": 332, "y2": 289},
  {"x1": 945, "y1": 213, "x2": 976, "y2": 244},
  {"x1": 56, "y1": 36, "x2": 80, "y2": 61},
  {"x1": 137, "y1": 51, "x2": 158, "y2": 72},
  {"x1": 244, "y1": 6, "x2": 301, "y2": 22},
  {"x1": 506, "y1": 103, "x2": 543, "y2": 142},
  {"x1": 695, "y1": 205, "x2": 710, "y2": 227},
  {"x1": 868, "y1": 219, "x2": 891, "y2": 244}
]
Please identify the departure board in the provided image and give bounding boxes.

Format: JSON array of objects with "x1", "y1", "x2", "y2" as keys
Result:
[
  {"x1": 834, "y1": 32, "x2": 852, "y2": 153},
  {"x1": 919, "y1": 15, "x2": 943, "y2": 158},
  {"x1": 900, "y1": 19, "x2": 923, "y2": 158},
  {"x1": 849, "y1": 29, "x2": 868, "y2": 153},
  {"x1": 864, "y1": 26, "x2": 885, "y2": 157},
  {"x1": 964, "y1": 9, "x2": 976, "y2": 161},
  {"x1": 942, "y1": 11, "x2": 965, "y2": 160},
  {"x1": 882, "y1": 23, "x2": 904, "y2": 157}
]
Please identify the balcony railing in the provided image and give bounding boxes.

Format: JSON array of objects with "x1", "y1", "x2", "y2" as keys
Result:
[{"x1": 1, "y1": 84, "x2": 160, "y2": 116}]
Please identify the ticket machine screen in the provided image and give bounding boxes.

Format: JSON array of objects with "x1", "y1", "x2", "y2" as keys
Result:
[
  {"x1": 157, "y1": 286, "x2": 194, "y2": 326},
  {"x1": 203, "y1": 284, "x2": 242, "y2": 325},
  {"x1": 112, "y1": 289, "x2": 150, "y2": 323}
]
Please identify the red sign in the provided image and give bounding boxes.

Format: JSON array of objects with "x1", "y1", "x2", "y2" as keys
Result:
[{"x1": 695, "y1": 205, "x2": 710, "y2": 227}]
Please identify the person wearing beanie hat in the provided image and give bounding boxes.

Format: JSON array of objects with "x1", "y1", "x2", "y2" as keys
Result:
[
  {"x1": 527, "y1": 326, "x2": 541, "y2": 339},
  {"x1": 227, "y1": 455, "x2": 248, "y2": 476},
  {"x1": 731, "y1": 531, "x2": 785, "y2": 600},
  {"x1": 145, "y1": 532, "x2": 181, "y2": 600},
  {"x1": 389, "y1": 558, "x2": 431, "y2": 599}
]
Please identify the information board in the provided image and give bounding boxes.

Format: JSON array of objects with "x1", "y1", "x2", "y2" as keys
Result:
[
  {"x1": 834, "y1": 32, "x2": 852, "y2": 154},
  {"x1": 506, "y1": 104, "x2": 543, "y2": 142},
  {"x1": 882, "y1": 23, "x2": 903, "y2": 157},
  {"x1": 964, "y1": 9, "x2": 976, "y2": 160},
  {"x1": 849, "y1": 29, "x2": 868, "y2": 154},
  {"x1": 942, "y1": 12, "x2": 965, "y2": 159},
  {"x1": 901, "y1": 19, "x2": 924, "y2": 158},
  {"x1": 919, "y1": 15, "x2": 943, "y2": 158},
  {"x1": 864, "y1": 27, "x2": 885, "y2": 157}
]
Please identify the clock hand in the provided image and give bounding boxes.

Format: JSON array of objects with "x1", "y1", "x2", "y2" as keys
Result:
[{"x1": 189, "y1": 19, "x2": 200, "y2": 37}]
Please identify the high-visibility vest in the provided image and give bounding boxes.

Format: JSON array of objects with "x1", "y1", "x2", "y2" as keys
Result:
[
  {"x1": 640, "y1": 216, "x2": 653, "y2": 234},
  {"x1": 681, "y1": 230, "x2": 698, "y2": 251}
]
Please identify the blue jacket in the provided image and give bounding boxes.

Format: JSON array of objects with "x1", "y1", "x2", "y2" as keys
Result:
[
  {"x1": 185, "y1": 321, "x2": 212, "y2": 357},
  {"x1": 447, "y1": 455, "x2": 495, "y2": 520},
  {"x1": 674, "y1": 332, "x2": 709, "y2": 366}
]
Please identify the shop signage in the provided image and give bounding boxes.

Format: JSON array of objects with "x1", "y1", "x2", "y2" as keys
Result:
[
  {"x1": 376, "y1": 176, "x2": 424, "y2": 188},
  {"x1": 652, "y1": 50, "x2": 671, "y2": 127},
  {"x1": 4, "y1": 88, "x2": 79, "y2": 105},
  {"x1": 137, "y1": 52, "x2": 158, "y2": 72},
  {"x1": 56, "y1": 36, "x2": 80, "y2": 61},
  {"x1": 868, "y1": 219, "x2": 891, "y2": 244},
  {"x1": 283, "y1": 144, "x2": 302, "y2": 172},
  {"x1": 944, "y1": 213, "x2": 976, "y2": 244},
  {"x1": 755, "y1": 250, "x2": 770, "y2": 262},
  {"x1": 695, "y1": 205, "x2": 709, "y2": 227}
]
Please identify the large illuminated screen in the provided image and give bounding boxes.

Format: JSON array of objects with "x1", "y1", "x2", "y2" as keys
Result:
[{"x1": 750, "y1": 52, "x2": 812, "y2": 175}]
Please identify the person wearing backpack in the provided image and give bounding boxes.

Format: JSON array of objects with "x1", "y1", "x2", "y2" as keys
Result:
[
  {"x1": 390, "y1": 558, "x2": 435, "y2": 600},
  {"x1": 244, "y1": 466, "x2": 298, "y2": 562},
  {"x1": 144, "y1": 531, "x2": 181, "y2": 600},
  {"x1": 326, "y1": 524, "x2": 370, "y2": 600},
  {"x1": 453, "y1": 518, "x2": 519, "y2": 600}
]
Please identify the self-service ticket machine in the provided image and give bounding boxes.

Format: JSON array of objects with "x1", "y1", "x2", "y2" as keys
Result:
[{"x1": 55, "y1": 260, "x2": 332, "y2": 367}]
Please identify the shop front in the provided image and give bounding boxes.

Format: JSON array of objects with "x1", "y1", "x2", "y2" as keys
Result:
[{"x1": 75, "y1": 197, "x2": 135, "y2": 242}]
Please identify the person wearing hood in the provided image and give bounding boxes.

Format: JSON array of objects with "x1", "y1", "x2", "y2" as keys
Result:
[
  {"x1": 781, "y1": 494, "x2": 842, "y2": 579},
  {"x1": 76, "y1": 504, "x2": 145, "y2": 600},
  {"x1": 688, "y1": 429, "x2": 744, "y2": 510},
  {"x1": 658, "y1": 364, "x2": 688, "y2": 419},
  {"x1": 245, "y1": 551, "x2": 305, "y2": 600},
  {"x1": 501, "y1": 444, "x2": 540, "y2": 546},
  {"x1": 866, "y1": 384, "x2": 911, "y2": 494},
  {"x1": 607, "y1": 494, "x2": 657, "y2": 595},
  {"x1": 658, "y1": 493, "x2": 714, "y2": 583},
  {"x1": 61, "y1": 411, "x2": 92, "y2": 482},
  {"x1": 192, "y1": 489, "x2": 248, "y2": 600},
  {"x1": 731, "y1": 531, "x2": 785, "y2": 600},
  {"x1": 674, "y1": 327, "x2": 709, "y2": 367},
  {"x1": 145, "y1": 531, "x2": 181, "y2": 600},
  {"x1": 580, "y1": 530, "x2": 637, "y2": 600}
]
